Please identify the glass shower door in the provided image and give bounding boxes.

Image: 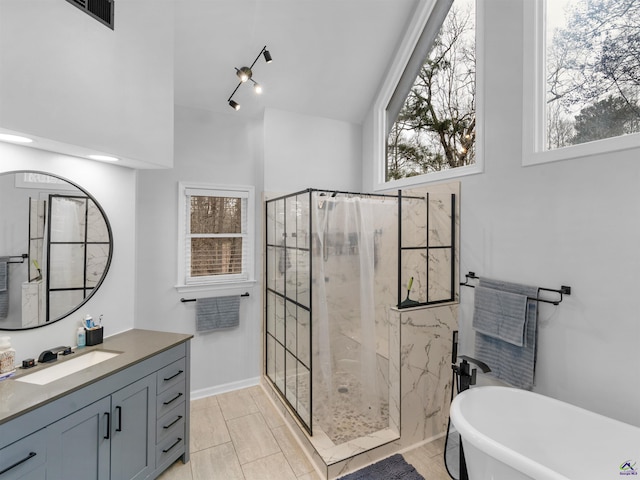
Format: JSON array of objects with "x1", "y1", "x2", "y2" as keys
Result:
[{"x1": 265, "y1": 192, "x2": 312, "y2": 434}]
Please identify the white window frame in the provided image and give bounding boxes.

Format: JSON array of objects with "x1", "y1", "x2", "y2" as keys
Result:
[
  {"x1": 522, "y1": 0, "x2": 640, "y2": 167},
  {"x1": 176, "y1": 182, "x2": 255, "y2": 293},
  {"x1": 372, "y1": 0, "x2": 484, "y2": 191}
]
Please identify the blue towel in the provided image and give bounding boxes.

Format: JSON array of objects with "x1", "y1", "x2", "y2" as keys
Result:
[
  {"x1": 196, "y1": 296, "x2": 240, "y2": 332},
  {"x1": 0, "y1": 260, "x2": 8, "y2": 319},
  {"x1": 473, "y1": 278, "x2": 539, "y2": 390}
]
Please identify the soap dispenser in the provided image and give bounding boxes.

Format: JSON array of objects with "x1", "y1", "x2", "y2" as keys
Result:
[
  {"x1": 0, "y1": 336, "x2": 16, "y2": 374},
  {"x1": 77, "y1": 325, "x2": 86, "y2": 348}
]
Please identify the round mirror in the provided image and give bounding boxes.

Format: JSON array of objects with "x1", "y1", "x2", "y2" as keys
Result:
[{"x1": 0, "y1": 171, "x2": 113, "y2": 330}]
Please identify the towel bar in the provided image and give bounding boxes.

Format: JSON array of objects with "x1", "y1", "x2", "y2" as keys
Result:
[
  {"x1": 181, "y1": 292, "x2": 250, "y2": 303},
  {"x1": 460, "y1": 272, "x2": 571, "y2": 305},
  {"x1": 2, "y1": 254, "x2": 28, "y2": 264}
]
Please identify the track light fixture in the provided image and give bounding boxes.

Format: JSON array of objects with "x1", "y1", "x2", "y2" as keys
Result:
[
  {"x1": 236, "y1": 67, "x2": 252, "y2": 83},
  {"x1": 227, "y1": 45, "x2": 272, "y2": 111}
]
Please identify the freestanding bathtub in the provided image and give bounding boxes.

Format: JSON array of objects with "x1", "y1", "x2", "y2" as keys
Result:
[{"x1": 450, "y1": 386, "x2": 640, "y2": 479}]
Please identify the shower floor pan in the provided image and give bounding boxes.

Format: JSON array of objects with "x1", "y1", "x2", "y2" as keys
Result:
[
  {"x1": 277, "y1": 370, "x2": 399, "y2": 469},
  {"x1": 313, "y1": 372, "x2": 389, "y2": 445}
]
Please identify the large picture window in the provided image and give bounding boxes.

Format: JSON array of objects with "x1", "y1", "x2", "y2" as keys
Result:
[
  {"x1": 386, "y1": 0, "x2": 476, "y2": 181},
  {"x1": 372, "y1": 0, "x2": 482, "y2": 190},
  {"x1": 523, "y1": 0, "x2": 640, "y2": 165},
  {"x1": 547, "y1": 0, "x2": 640, "y2": 149},
  {"x1": 177, "y1": 183, "x2": 254, "y2": 289}
]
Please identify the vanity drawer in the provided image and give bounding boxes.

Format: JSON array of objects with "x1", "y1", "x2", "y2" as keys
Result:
[
  {"x1": 156, "y1": 358, "x2": 186, "y2": 394},
  {"x1": 156, "y1": 403, "x2": 185, "y2": 444},
  {"x1": 156, "y1": 434, "x2": 184, "y2": 469},
  {"x1": 156, "y1": 380, "x2": 186, "y2": 418},
  {"x1": 0, "y1": 428, "x2": 46, "y2": 479}
]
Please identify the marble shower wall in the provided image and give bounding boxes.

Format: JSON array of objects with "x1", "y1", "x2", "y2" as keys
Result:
[{"x1": 394, "y1": 304, "x2": 458, "y2": 445}]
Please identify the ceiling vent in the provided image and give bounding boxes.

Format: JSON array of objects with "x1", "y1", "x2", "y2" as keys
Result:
[{"x1": 66, "y1": 0, "x2": 114, "y2": 29}]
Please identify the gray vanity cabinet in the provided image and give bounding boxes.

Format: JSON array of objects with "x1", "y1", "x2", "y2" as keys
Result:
[
  {"x1": 45, "y1": 373, "x2": 155, "y2": 480},
  {"x1": 46, "y1": 396, "x2": 111, "y2": 480},
  {"x1": 0, "y1": 333, "x2": 191, "y2": 480}
]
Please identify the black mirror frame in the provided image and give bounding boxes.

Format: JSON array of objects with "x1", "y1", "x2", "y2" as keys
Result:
[{"x1": 0, "y1": 170, "x2": 113, "y2": 331}]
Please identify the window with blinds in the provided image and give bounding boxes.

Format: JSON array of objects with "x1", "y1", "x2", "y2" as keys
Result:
[{"x1": 180, "y1": 185, "x2": 254, "y2": 286}]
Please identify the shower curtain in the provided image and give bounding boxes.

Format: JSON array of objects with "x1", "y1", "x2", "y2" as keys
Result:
[{"x1": 312, "y1": 193, "x2": 384, "y2": 434}]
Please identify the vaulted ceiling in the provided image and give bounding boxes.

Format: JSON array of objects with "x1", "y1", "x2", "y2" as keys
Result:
[
  {"x1": 0, "y1": 0, "x2": 420, "y2": 168},
  {"x1": 174, "y1": 0, "x2": 419, "y2": 124}
]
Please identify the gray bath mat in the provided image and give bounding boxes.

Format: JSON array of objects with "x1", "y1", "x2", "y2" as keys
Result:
[{"x1": 337, "y1": 454, "x2": 424, "y2": 480}]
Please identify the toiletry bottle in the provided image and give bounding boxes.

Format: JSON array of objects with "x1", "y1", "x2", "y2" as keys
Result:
[
  {"x1": 84, "y1": 314, "x2": 94, "y2": 329},
  {"x1": 77, "y1": 326, "x2": 86, "y2": 348},
  {"x1": 0, "y1": 336, "x2": 16, "y2": 374}
]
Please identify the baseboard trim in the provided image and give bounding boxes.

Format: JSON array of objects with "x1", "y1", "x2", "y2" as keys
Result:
[{"x1": 190, "y1": 376, "x2": 261, "y2": 400}]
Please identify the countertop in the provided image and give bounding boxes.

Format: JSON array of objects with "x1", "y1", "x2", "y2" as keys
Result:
[{"x1": 0, "y1": 329, "x2": 192, "y2": 425}]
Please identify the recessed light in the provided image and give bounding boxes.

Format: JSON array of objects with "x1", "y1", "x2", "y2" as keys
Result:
[
  {"x1": 0, "y1": 133, "x2": 33, "y2": 144},
  {"x1": 88, "y1": 154, "x2": 119, "y2": 162}
]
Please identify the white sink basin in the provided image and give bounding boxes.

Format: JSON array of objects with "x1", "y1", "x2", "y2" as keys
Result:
[{"x1": 15, "y1": 350, "x2": 120, "y2": 385}]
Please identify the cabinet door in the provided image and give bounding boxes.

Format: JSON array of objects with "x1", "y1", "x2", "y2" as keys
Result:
[
  {"x1": 46, "y1": 396, "x2": 111, "y2": 480},
  {"x1": 110, "y1": 374, "x2": 155, "y2": 480}
]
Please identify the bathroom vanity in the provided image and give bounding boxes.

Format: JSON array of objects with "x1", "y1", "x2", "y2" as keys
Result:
[{"x1": 0, "y1": 329, "x2": 192, "y2": 480}]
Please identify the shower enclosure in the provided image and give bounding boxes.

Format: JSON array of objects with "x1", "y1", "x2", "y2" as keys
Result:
[{"x1": 264, "y1": 187, "x2": 456, "y2": 457}]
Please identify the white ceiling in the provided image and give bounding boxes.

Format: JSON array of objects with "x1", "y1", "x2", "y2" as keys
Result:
[
  {"x1": 174, "y1": 0, "x2": 419, "y2": 124},
  {"x1": 0, "y1": 0, "x2": 419, "y2": 168}
]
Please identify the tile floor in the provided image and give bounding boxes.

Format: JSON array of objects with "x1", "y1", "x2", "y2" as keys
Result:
[{"x1": 157, "y1": 385, "x2": 452, "y2": 480}]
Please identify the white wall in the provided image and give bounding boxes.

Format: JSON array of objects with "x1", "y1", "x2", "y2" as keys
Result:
[
  {"x1": 133, "y1": 105, "x2": 364, "y2": 396},
  {"x1": 0, "y1": 0, "x2": 174, "y2": 168},
  {"x1": 135, "y1": 105, "x2": 264, "y2": 396},
  {"x1": 264, "y1": 108, "x2": 362, "y2": 193},
  {"x1": 460, "y1": 0, "x2": 640, "y2": 426},
  {"x1": 366, "y1": 0, "x2": 640, "y2": 426},
  {"x1": 0, "y1": 142, "x2": 137, "y2": 363}
]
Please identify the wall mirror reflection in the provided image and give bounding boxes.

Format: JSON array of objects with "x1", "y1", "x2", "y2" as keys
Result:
[{"x1": 0, "y1": 171, "x2": 112, "y2": 330}]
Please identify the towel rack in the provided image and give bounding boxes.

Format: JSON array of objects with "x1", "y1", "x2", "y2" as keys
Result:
[
  {"x1": 181, "y1": 292, "x2": 250, "y2": 303},
  {"x1": 460, "y1": 271, "x2": 571, "y2": 306},
  {"x1": 2, "y1": 254, "x2": 28, "y2": 264}
]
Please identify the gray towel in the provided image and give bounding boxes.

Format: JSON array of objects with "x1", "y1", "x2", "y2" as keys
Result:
[
  {"x1": 0, "y1": 260, "x2": 8, "y2": 319},
  {"x1": 196, "y1": 296, "x2": 240, "y2": 332},
  {"x1": 473, "y1": 278, "x2": 539, "y2": 390},
  {"x1": 472, "y1": 286, "x2": 528, "y2": 346}
]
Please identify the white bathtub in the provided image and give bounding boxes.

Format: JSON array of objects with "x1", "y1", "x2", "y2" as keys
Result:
[{"x1": 450, "y1": 386, "x2": 640, "y2": 480}]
